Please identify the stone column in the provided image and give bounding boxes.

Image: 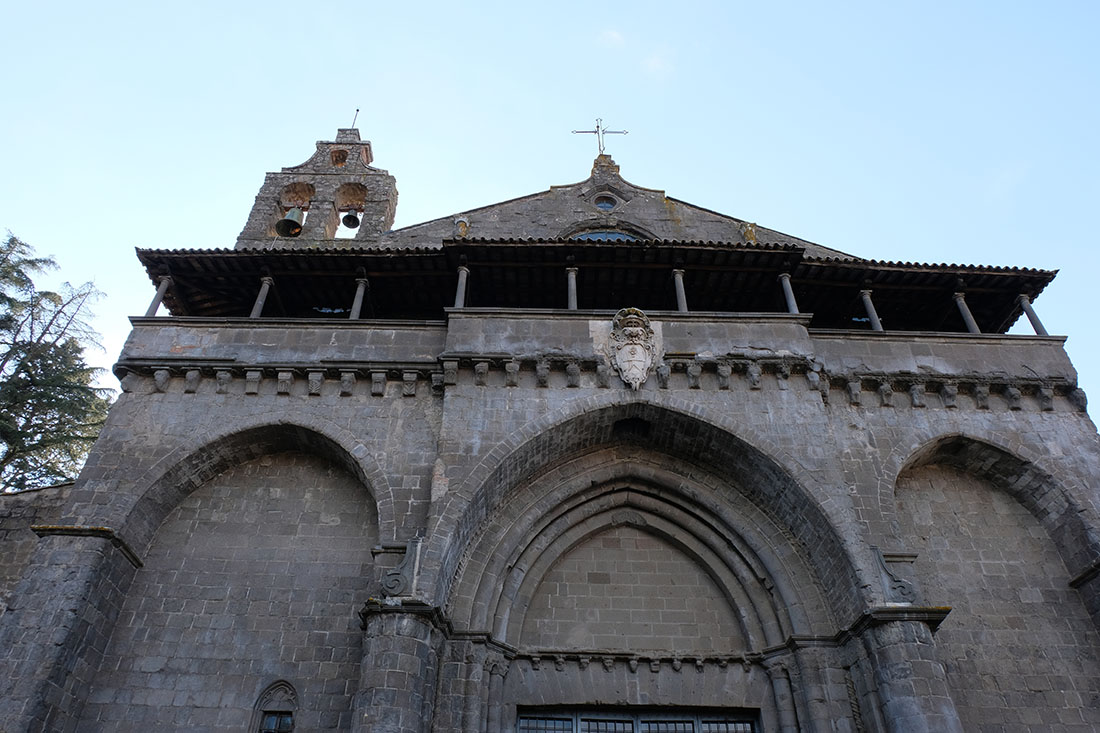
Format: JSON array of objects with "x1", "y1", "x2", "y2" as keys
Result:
[
  {"x1": 1017, "y1": 294, "x2": 1049, "y2": 335},
  {"x1": 778, "y1": 272, "x2": 799, "y2": 314},
  {"x1": 144, "y1": 276, "x2": 172, "y2": 317},
  {"x1": 0, "y1": 531, "x2": 140, "y2": 732},
  {"x1": 461, "y1": 645, "x2": 487, "y2": 733},
  {"x1": 485, "y1": 659, "x2": 506, "y2": 732},
  {"x1": 350, "y1": 278, "x2": 369, "y2": 320},
  {"x1": 953, "y1": 292, "x2": 981, "y2": 334},
  {"x1": 764, "y1": 658, "x2": 801, "y2": 733},
  {"x1": 354, "y1": 601, "x2": 442, "y2": 733},
  {"x1": 860, "y1": 289, "x2": 884, "y2": 331},
  {"x1": 250, "y1": 276, "x2": 274, "y2": 318},
  {"x1": 454, "y1": 266, "x2": 470, "y2": 309},
  {"x1": 855, "y1": 609, "x2": 962, "y2": 733},
  {"x1": 566, "y1": 267, "x2": 578, "y2": 310},
  {"x1": 792, "y1": 646, "x2": 838, "y2": 730},
  {"x1": 672, "y1": 269, "x2": 688, "y2": 312}
]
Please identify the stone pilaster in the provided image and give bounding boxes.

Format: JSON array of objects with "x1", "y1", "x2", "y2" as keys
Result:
[
  {"x1": 355, "y1": 600, "x2": 444, "y2": 733},
  {"x1": 853, "y1": 607, "x2": 961, "y2": 733},
  {"x1": 0, "y1": 531, "x2": 139, "y2": 732}
]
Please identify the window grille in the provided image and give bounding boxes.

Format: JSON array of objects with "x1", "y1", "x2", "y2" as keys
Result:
[
  {"x1": 519, "y1": 718, "x2": 574, "y2": 731},
  {"x1": 641, "y1": 722, "x2": 694, "y2": 732},
  {"x1": 581, "y1": 721, "x2": 633, "y2": 733},
  {"x1": 251, "y1": 680, "x2": 297, "y2": 733},
  {"x1": 259, "y1": 711, "x2": 293, "y2": 732},
  {"x1": 518, "y1": 711, "x2": 756, "y2": 732}
]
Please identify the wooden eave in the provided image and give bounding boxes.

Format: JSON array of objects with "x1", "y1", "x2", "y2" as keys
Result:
[
  {"x1": 136, "y1": 243, "x2": 1056, "y2": 333},
  {"x1": 794, "y1": 257, "x2": 1056, "y2": 332}
]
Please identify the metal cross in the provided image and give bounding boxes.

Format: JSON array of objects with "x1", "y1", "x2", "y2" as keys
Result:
[{"x1": 572, "y1": 118, "x2": 628, "y2": 154}]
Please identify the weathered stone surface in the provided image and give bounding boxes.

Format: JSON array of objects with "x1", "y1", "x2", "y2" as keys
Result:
[{"x1": 2, "y1": 131, "x2": 1097, "y2": 733}]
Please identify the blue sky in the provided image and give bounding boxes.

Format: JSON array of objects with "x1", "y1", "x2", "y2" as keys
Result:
[{"x1": 2, "y1": 2, "x2": 1098, "y2": 409}]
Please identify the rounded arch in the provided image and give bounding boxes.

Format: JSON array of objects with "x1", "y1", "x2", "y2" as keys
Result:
[
  {"x1": 558, "y1": 218, "x2": 657, "y2": 241},
  {"x1": 278, "y1": 181, "x2": 314, "y2": 208},
  {"x1": 893, "y1": 432, "x2": 1100, "y2": 580},
  {"x1": 335, "y1": 182, "x2": 369, "y2": 211},
  {"x1": 116, "y1": 417, "x2": 393, "y2": 556},
  {"x1": 425, "y1": 391, "x2": 868, "y2": 630}
]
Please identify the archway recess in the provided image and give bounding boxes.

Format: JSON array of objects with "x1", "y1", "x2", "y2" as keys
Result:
[
  {"x1": 118, "y1": 421, "x2": 388, "y2": 555},
  {"x1": 895, "y1": 435, "x2": 1100, "y2": 731},
  {"x1": 436, "y1": 400, "x2": 864, "y2": 641}
]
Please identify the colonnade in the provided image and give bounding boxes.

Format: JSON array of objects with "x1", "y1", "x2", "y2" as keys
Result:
[{"x1": 141, "y1": 269, "x2": 1052, "y2": 336}]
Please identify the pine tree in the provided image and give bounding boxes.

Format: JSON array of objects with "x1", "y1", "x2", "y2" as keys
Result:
[{"x1": 0, "y1": 233, "x2": 113, "y2": 491}]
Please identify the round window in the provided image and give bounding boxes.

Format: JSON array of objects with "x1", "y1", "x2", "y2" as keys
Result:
[{"x1": 594, "y1": 195, "x2": 617, "y2": 212}]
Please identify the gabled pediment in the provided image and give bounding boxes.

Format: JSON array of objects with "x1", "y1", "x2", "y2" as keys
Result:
[{"x1": 382, "y1": 154, "x2": 855, "y2": 260}]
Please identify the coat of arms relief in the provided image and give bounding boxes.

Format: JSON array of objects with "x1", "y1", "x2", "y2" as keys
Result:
[{"x1": 606, "y1": 308, "x2": 659, "y2": 390}]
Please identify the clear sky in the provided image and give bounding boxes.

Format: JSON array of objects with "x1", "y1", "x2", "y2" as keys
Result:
[{"x1": 3, "y1": 2, "x2": 1097, "y2": 410}]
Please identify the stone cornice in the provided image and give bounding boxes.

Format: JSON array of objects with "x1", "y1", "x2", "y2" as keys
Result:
[{"x1": 30, "y1": 525, "x2": 144, "y2": 568}]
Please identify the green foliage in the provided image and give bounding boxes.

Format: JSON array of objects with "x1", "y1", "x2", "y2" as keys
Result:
[{"x1": 0, "y1": 233, "x2": 113, "y2": 492}]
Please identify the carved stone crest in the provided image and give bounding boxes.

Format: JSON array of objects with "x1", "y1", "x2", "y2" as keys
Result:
[{"x1": 607, "y1": 308, "x2": 657, "y2": 390}]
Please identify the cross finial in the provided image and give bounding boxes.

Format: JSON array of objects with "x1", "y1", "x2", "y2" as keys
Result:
[{"x1": 572, "y1": 118, "x2": 628, "y2": 154}]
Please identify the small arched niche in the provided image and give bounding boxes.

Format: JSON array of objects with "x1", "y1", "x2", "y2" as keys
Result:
[
  {"x1": 335, "y1": 182, "x2": 370, "y2": 239},
  {"x1": 272, "y1": 182, "x2": 316, "y2": 236},
  {"x1": 278, "y1": 182, "x2": 315, "y2": 209}
]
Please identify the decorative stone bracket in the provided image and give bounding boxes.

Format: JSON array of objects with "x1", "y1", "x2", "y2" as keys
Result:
[
  {"x1": 380, "y1": 537, "x2": 422, "y2": 597},
  {"x1": 116, "y1": 363, "x2": 440, "y2": 398},
  {"x1": 116, "y1": 357, "x2": 1085, "y2": 415},
  {"x1": 872, "y1": 546, "x2": 921, "y2": 605}
]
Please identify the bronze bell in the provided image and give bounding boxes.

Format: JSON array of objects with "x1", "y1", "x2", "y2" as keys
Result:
[
  {"x1": 275, "y1": 207, "x2": 305, "y2": 237},
  {"x1": 342, "y1": 211, "x2": 361, "y2": 228}
]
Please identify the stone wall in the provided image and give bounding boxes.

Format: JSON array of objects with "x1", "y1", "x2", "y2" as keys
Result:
[
  {"x1": 1, "y1": 307, "x2": 1097, "y2": 731},
  {"x1": 0, "y1": 484, "x2": 69, "y2": 615},
  {"x1": 78, "y1": 451, "x2": 377, "y2": 730},
  {"x1": 519, "y1": 525, "x2": 746, "y2": 652},
  {"x1": 897, "y1": 464, "x2": 1100, "y2": 731}
]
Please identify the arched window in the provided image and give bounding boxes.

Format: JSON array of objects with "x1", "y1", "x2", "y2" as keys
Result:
[
  {"x1": 252, "y1": 680, "x2": 298, "y2": 732},
  {"x1": 570, "y1": 230, "x2": 638, "y2": 242}
]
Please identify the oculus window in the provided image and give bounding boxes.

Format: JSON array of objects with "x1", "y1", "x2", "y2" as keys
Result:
[{"x1": 594, "y1": 195, "x2": 618, "y2": 211}]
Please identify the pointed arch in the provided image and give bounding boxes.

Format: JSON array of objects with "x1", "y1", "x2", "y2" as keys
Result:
[
  {"x1": 895, "y1": 433, "x2": 1100, "y2": 581},
  {"x1": 462, "y1": 465, "x2": 798, "y2": 650},
  {"x1": 79, "y1": 426, "x2": 377, "y2": 729},
  {"x1": 893, "y1": 434, "x2": 1100, "y2": 726},
  {"x1": 250, "y1": 679, "x2": 299, "y2": 732},
  {"x1": 111, "y1": 418, "x2": 392, "y2": 556},
  {"x1": 428, "y1": 392, "x2": 867, "y2": 635}
]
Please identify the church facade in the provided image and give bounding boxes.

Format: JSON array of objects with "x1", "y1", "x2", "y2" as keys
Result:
[{"x1": 1, "y1": 128, "x2": 1099, "y2": 732}]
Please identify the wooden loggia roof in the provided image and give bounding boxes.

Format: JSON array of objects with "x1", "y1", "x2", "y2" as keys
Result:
[{"x1": 136, "y1": 239, "x2": 1056, "y2": 333}]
